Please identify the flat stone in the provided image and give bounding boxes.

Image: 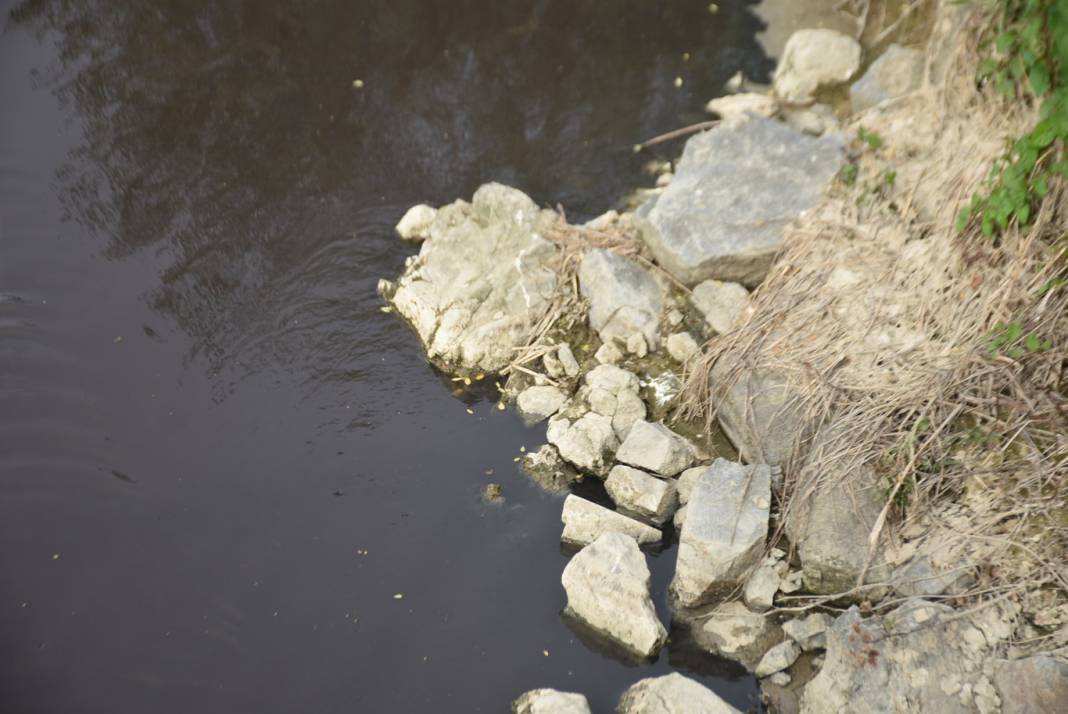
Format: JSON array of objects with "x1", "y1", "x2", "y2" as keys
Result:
[
  {"x1": 561, "y1": 532, "x2": 667, "y2": 659},
  {"x1": 672, "y1": 459, "x2": 771, "y2": 607},
  {"x1": 512, "y1": 689, "x2": 591, "y2": 714},
  {"x1": 892, "y1": 555, "x2": 962, "y2": 599},
  {"x1": 994, "y1": 656, "x2": 1068, "y2": 714},
  {"x1": 774, "y1": 29, "x2": 861, "y2": 105},
  {"x1": 557, "y1": 343, "x2": 581, "y2": 377},
  {"x1": 638, "y1": 119, "x2": 843, "y2": 287},
  {"x1": 618, "y1": 673, "x2": 742, "y2": 714},
  {"x1": 801, "y1": 600, "x2": 1002, "y2": 713},
  {"x1": 755, "y1": 640, "x2": 801, "y2": 677},
  {"x1": 546, "y1": 412, "x2": 618, "y2": 477},
  {"x1": 713, "y1": 361, "x2": 806, "y2": 468},
  {"x1": 606, "y1": 465, "x2": 678, "y2": 526},
  {"x1": 595, "y1": 340, "x2": 623, "y2": 365},
  {"x1": 850, "y1": 44, "x2": 925, "y2": 113},
  {"x1": 579, "y1": 248, "x2": 664, "y2": 349},
  {"x1": 665, "y1": 332, "x2": 699, "y2": 363},
  {"x1": 691, "y1": 280, "x2": 750, "y2": 334},
  {"x1": 782, "y1": 613, "x2": 833, "y2": 652},
  {"x1": 560, "y1": 494, "x2": 661, "y2": 548},
  {"x1": 695, "y1": 601, "x2": 784, "y2": 669},
  {"x1": 743, "y1": 563, "x2": 781, "y2": 613},
  {"x1": 395, "y1": 203, "x2": 437, "y2": 241},
  {"x1": 676, "y1": 466, "x2": 708, "y2": 505},
  {"x1": 516, "y1": 385, "x2": 567, "y2": 425},
  {"x1": 615, "y1": 421, "x2": 696, "y2": 477},
  {"x1": 390, "y1": 184, "x2": 558, "y2": 371}
]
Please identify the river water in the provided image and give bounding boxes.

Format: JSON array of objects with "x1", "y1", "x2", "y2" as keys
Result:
[{"x1": 0, "y1": 2, "x2": 776, "y2": 711}]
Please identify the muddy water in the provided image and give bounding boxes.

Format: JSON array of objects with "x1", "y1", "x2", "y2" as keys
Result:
[{"x1": 0, "y1": 1, "x2": 775, "y2": 711}]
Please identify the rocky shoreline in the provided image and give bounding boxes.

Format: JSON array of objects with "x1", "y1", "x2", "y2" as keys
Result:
[{"x1": 379, "y1": 3, "x2": 1068, "y2": 712}]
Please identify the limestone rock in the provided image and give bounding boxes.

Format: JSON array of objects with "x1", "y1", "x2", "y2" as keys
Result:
[
  {"x1": 395, "y1": 203, "x2": 437, "y2": 241},
  {"x1": 755, "y1": 640, "x2": 801, "y2": 678},
  {"x1": 606, "y1": 465, "x2": 678, "y2": 526},
  {"x1": 639, "y1": 119, "x2": 843, "y2": 287},
  {"x1": 521, "y1": 444, "x2": 577, "y2": 492},
  {"x1": 695, "y1": 601, "x2": 783, "y2": 669},
  {"x1": 672, "y1": 459, "x2": 771, "y2": 607},
  {"x1": 626, "y1": 332, "x2": 648, "y2": 357},
  {"x1": 774, "y1": 29, "x2": 862, "y2": 105},
  {"x1": 617, "y1": 673, "x2": 742, "y2": 714},
  {"x1": 850, "y1": 44, "x2": 925, "y2": 113},
  {"x1": 705, "y1": 92, "x2": 779, "y2": 126},
  {"x1": 743, "y1": 563, "x2": 781, "y2": 613},
  {"x1": 516, "y1": 386, "x2": 567, "y2": 425},
  {"x1": 691, "y1": 280, "x2": 750, "y2": 335},
  {"x1": 994, "y1": 656, "x2": 1068, "y2": 714},
  {"x1": 584, "y1": 364, "x2": 646, "y2": 440},
  {"x1": 801, "y1": 600, "x2": 1003, "y2": 714},
  {"x1": 782, "y1": 102, "x2": 839, "y2": 137},
  {"x1": 579, "y1": 248, "x2": 664, "y2": 349},
  {"x1": 512, "y1": 689, "x2": 591, "y2": 714},
  {"x1": 546, "y1": 412, "x2": 618, "y2": 477},
  {"x1": 713, "y1": 361, "x2": 805, "y2": 468},
  {"x1": 595, "y1": 340, "x2": 624, "y2": 365},
  {"x1": 557, "y1": 343, "x2": 581, "y2": 377},
  {"x1": 561, "y1": 532, "x2": 667, "y2": 659},
  {"x1": 560, "y1": 494, "x2": 661, "y2": 548},
  {"x1": 665, "y1": 332, "x2": 699, "y2": 363},
  {"x1": 892, "y1": 555, "x2": 965, "y2": 599},
  {"x1": 676, "y1": 466, "x2": 707, "y2": 505},
  {"x1": 615, "y1": 421, "x2": 696, "y2": 477},
  {"x1": 673, "y1": 503, "x2": 687, "y2": 530},
  {"x1": 390, "y1": 184, "x2": 557, "y2": 371},
  {"x1": 782, "y1": 613, "x2": 833, "y2": 652}
]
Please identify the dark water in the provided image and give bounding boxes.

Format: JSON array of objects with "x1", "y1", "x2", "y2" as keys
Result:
[{"x1": 0, "y1": 1, "x2": 775, "y2": 711}]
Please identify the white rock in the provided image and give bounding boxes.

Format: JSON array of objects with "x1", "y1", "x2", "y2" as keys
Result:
[
  {"x1": 743, "y1": 563, "x2": 781, "y2": 612},
  {"x1": 615, "y1": 421, "x2": 696, "y2": 477},
  {"x1": 584, "y1": 364, "x2": 646, "y2": 440},
  {"x1": 755, "y1": 640, "x2": 801, "y2": 677},
  {"x1": 561, "y1": 532, "x2": 667, "y2": 658},
  {"x1": 672, "y1": 459, "x2": 771, "y2": 607},
  {"x1": 850, "y1": 44, "x2": 925, "y2": 113},
  {"x1": 595, "y1": 340, "x2": 624, "y2": 365},
  {"x1": 516, "y1": 386, "x2": 567, "y2": 425},
  {"x1": 512, "y1": 689, "x2": 591, "y2": 714},
  {"x1": 696, "y1": 601, "x2": 784, "y2": 668},
  {"x1": 546, "y1": 413, "x2": 618, "y2": 476},
  {"x1": 579, "y1": 249, "x2": 665, "y2": 349},
  {"x1": 774, "y1": 29, "x2": 862, "y2": 105},
  {"x1": 626, "y1": 332, "x2": 648, "y2": 357},
  {"x1": 676, "y1": 465, "x2": 707, "y2": 505},
  {"x1": 395, "y1": 204, "x2": 437, "y2": 241},
  {"x1": 782, "y1": 103, "x2": 839, "y2": 136},
  {"x1": 618, "y1": 673, "x2": 742, "y2": 714},
  {"x1": 606, "y1": 465, "x2": 678, "y2": 525},
  {"x1": 705, "y1": 92, "x2": 779, "y2": 126},
  {"x1": 779, "y1": 569, "x2": 803, "y2": 594},
  {"x1": 666, "y1": 332, "x2": 699, "y2": 363},
  {"x1": 783, "y1": 613, "x2": 833, "y2": 652},
  {"x1": 691, "y1": 280, "x2": 750, "y2": 335},
  {"x1": 769, "y1": 672, "x2": 792, "y2": 687},
  {"x1": 666, "y1": 308, "x2": 684, "y2": 327},
  {"x1": 557, "y1": 343, "x2": 581, "y2": 377},
  {"x1": 560, "y1": 494, "x2": 661, "y2": 547}
]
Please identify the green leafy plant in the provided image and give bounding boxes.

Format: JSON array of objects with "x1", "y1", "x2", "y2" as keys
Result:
[
  {"x1": 988, "y1": 320, "x2": 1052, "y2": 358},
  {"x1": 958, "y1": 0, "x2": 1068, "y2": 236},
  {"x1": 857, "y1": 126, "x2": 885, "y2": 150}
]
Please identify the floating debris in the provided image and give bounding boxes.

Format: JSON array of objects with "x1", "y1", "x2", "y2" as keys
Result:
[
  {"x1": 393, "y1": 593, "x2": 403, "y2": 600},
  {"x1": 674, "y1": 77, "x2": 684, "y2": 88},
  {"x1": 484, "y1": 483, "x2": 503, "y2": 502},
  {"x1": 352, "y1": 79, "x2": 364, "y2": 88},
  {"x1": 465, "y1": 408, "x2": 474, "y2": 415}
]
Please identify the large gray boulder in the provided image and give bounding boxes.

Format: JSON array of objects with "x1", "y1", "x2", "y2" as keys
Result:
[
  {"x1": 693, "y1": 600, "x2": 784, "y2": 669},
  {"x1": 691, "y1": 279, "x2": 750, "y2": 335},
  {"x1": 579, "y1": 249, "x2": 665, "y2": 349},
  {"x1": 389, "y1": 184, "x2": 558, "y2": 371},
  {"x1": 605, "y1": 465, "x2": 678, "y2": 525},
  {"x1": 773, "y1": 29, "x2": 862, "y2": 105},
  {"x1": 639, "y1": 119, "x2": 843, "y2": 287},
  {"x1": 617, "y1": 673, "x2": 742, "y2": 714},
  {"x1": 850, "y1": 44, "x2": 925, "y2": 113},
  {"x1": 802, "y1": 600, "x2": 1002, "y2": 713},
  {"x1": 994, "y1": 656, "x2": 1068, "y2": 714},
  {"x1": 512, "y1": 689, "x2": 592, "y2": 714},
  {"x1": 615, "y1": 421, "x2": 696, "y2": 477},
  {"x1": 561, "y1": 532, "x2": 667, "y2": 659},
  {"x1": 671, "y1": 459, "x2": 771, "y2": 607},
  {"x1": 560, "y1": 494, "x2": 661, "y2": 547},
  {"x1": 713, "y1": 361, "x2": 806, "y2": 469}
]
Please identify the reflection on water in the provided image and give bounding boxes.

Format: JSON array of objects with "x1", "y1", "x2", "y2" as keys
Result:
[{"x1": 1, "y1": 1, "x2": 773, "y2": 712}]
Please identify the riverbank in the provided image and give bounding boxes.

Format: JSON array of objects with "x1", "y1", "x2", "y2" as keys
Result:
[{"x1": 383, "y1": 1, "x2": 1068, "y2": 711}]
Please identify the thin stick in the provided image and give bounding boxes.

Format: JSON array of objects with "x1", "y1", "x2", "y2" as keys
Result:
[{"x1": 637, "y1": 120, "x2": 719, "y2": 150}]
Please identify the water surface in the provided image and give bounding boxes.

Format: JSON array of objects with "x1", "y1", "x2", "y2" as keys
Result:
[{"x1": 0, "y1": 1, "x2": 774, "y2": 711}]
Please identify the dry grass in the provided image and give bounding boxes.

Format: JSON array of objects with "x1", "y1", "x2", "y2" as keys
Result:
[{"x1": 680, "y1": 6, "x2": 1068, "y2": 653}]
